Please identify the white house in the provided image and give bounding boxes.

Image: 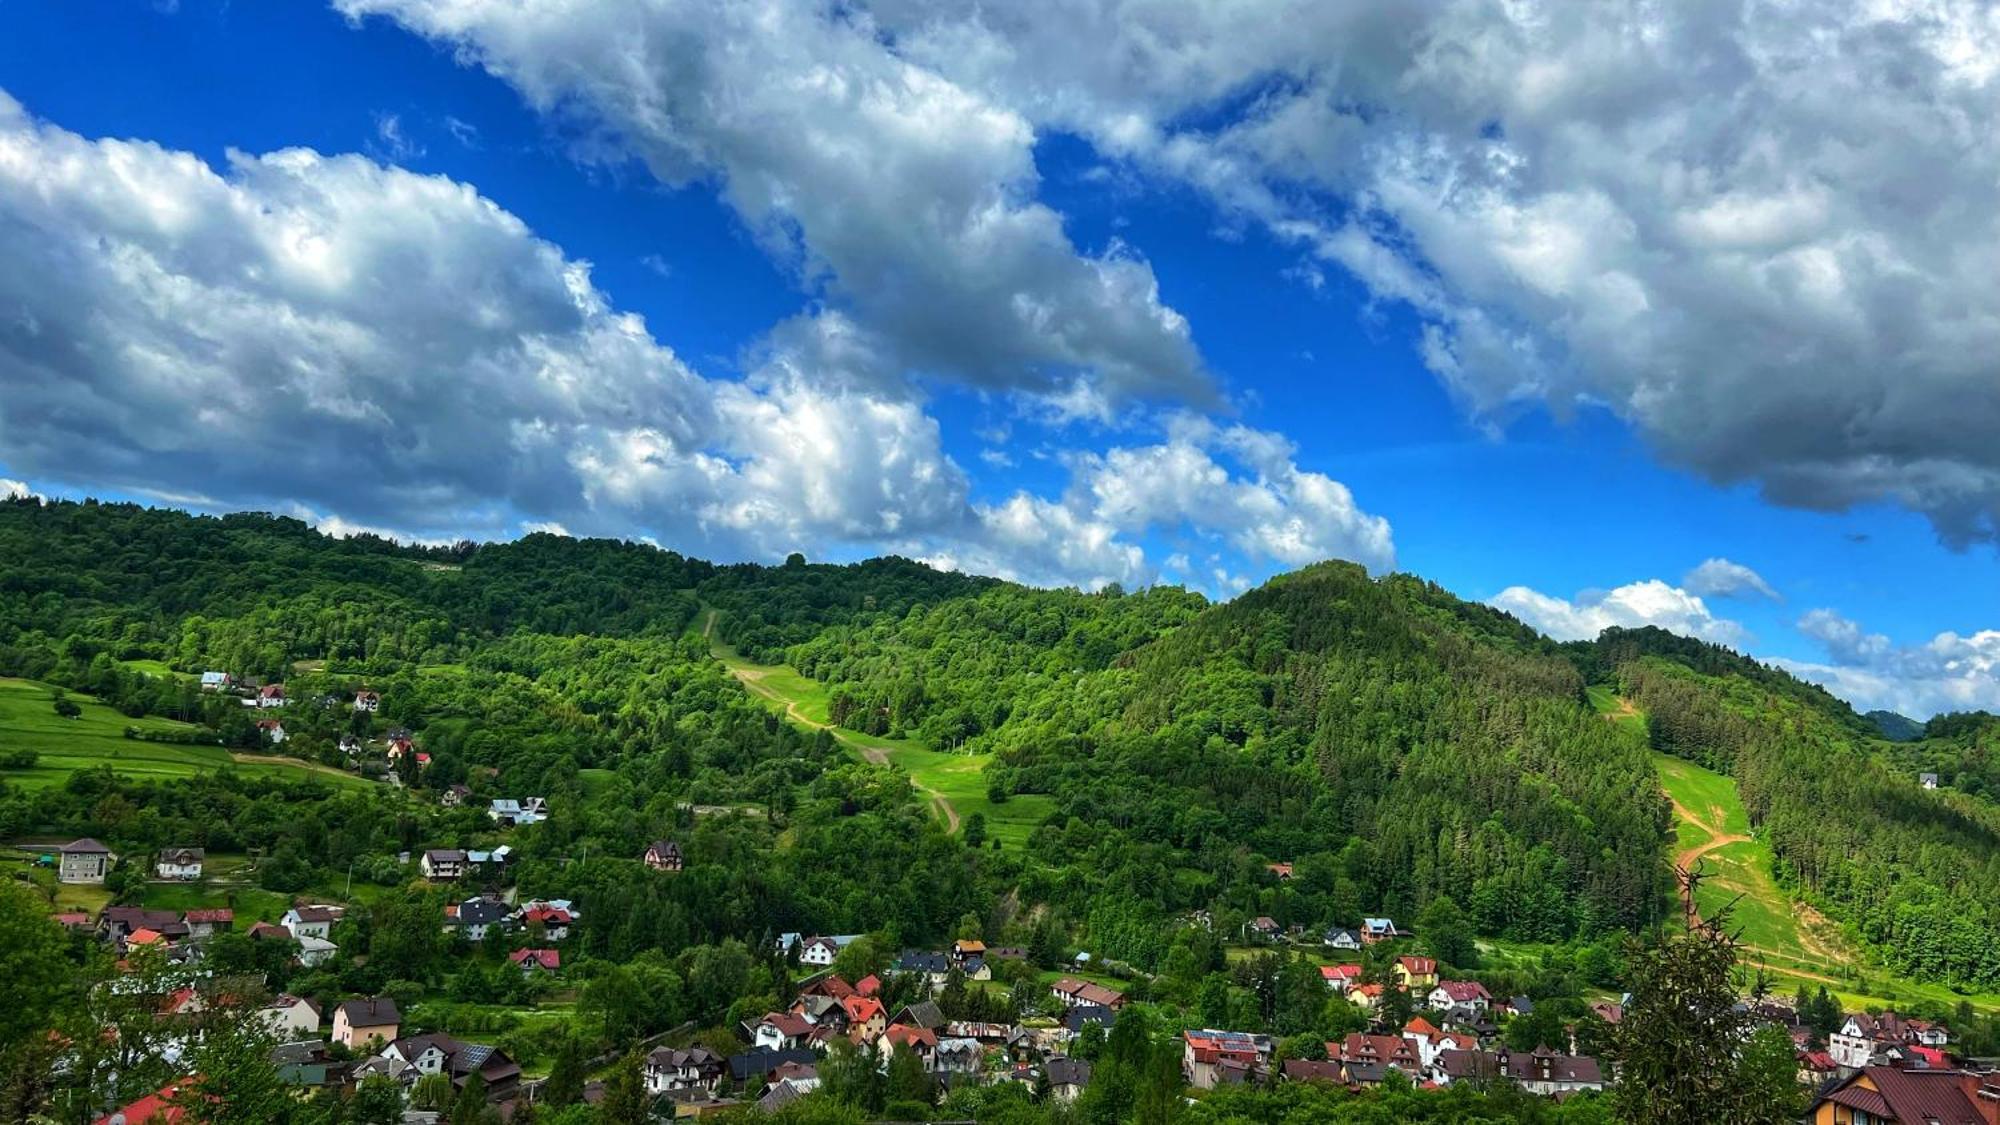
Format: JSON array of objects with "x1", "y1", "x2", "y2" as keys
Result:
[
  {"x1": 353, "y1": 690, "x2": 382, "y2": 713},
  {"x1": 798, "y1": 935, "x2": 857, "y2": 966},
  {"x1": 1428, "y1": 981, "x2": 1492, "y2": 1012},
  {"x1": 259, "y1": 994, "x2": 322, "y2": 1040},
  {"x1": 155, "y1": 847, "x2": 204, "y2": 880},
  {"x1": 282, "y1": 905, "x2": 341, "y2": 941},
  {"x1": 421, "y1": 849, "x2": 467, "y2": 880},
  {"x1": 1830, "y1": 1016, "x2": 1879, "y2": 1070},
  {"x1": 256, "y1": 683, "x2": 287, "y2": 708},
  {"x1": 296, "y1": 934, "x2": 338, "y2": 967},
  {"x1": 200, "y1": 671, "x2": 233, "y2": 692}
]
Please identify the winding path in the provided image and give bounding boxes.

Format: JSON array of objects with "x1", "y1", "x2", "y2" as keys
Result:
[{"x1": 706, "y1": 612, "x2": 962, "y2": 833}]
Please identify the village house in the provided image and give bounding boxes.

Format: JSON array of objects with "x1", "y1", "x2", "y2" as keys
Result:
[
  {"x1": 1323, "y1": 926, "x2": 1362, "y2": 951},
  {"x1": 509, "y1": 948, "x2": 560, "y2": 974},
  {"x1": 353, "y1": 690, "x2": 381, "y2": 712},
  {"x1": 445, "y1": 897, "x2": 512, "y2": 942},
  {"x1": 58, "y1": 838, "x2": 113, "y2": 884},
  {"x1": 259, "y1": 994, "x2": 323, "y2": 1040},
  {"x1": 934, "y1": 1036, "x2": 983, "y2": 1076},
  {"x1": 1319, "y1": 963, "x2": 1363, "y2": 994},
  {"x1": 296, "y1": 934, "x2": 338, "y2": 967},
  {"x1": 749, "y1": 1012, "x2": 816, "y2": 1052},
  {"x1": 1266, "y1": 861, "x2": 1294, "y2": 879},
  {"x1": 269, "y1": 1040, "x2": 342, "y2": 1090},
  {"x1": 1335, "y1": 1033, "x2": 1423, "y2": 1078},
  {"x1": 1921, "y1": 772, "x2": 1940, "y2": 790},
  {"x1": 1281, "y1": 1059, "x2": 1345, "y2": 1084},
  {"x1": 950, "y1": 938, "x2": 986, "y2": 966},
  {"x1": 420, "y1": 848, "x2": 467, "y2": 881},
  {"x1": 154, "y1": 847, "x2": 204, "y2": 881},
  {"x1": 1360, "y1": 916, "x2": 1399, "y2": 944},
  {"x1": 644, "y1": 839, "x2": 683, "y2": 872},
  {"x1": 1434, "y1": 1047, "x2": 1605, "y2": 1097},
  {"x1": 180, "y1": 908, "x2": 233, "y2": 939},
  {"x1": 1393, "y1": 955, "x2": 1439, "y2": 990},
  {"x1": 1045, "y1": 1057, "x2": 1092, "y2": 1102},
  {"x1": 841, "y1": 996, "x2": 887, "y2": 1041},
  {"x1": 1808, "y1": 1066, "x2": 1999, "y2": 1124},
  {"x1": 877, "y1": 1024, "x2": 939, "y2": 1069},
  {"x1": 1428, "y1": 980, "x2": 1492, "y2": 1011},
  {"x1": 1050, "y1": 977, "x2": 1127, "y2": 1010},
  {"x1": 367, "y1": 1033, "x2": 521, "y2": 1103},
  {"x1": 257, "y1": 719, "x2": 286, "y2": 744},
  {"x1": 796, "y1": 934, "x2": 857, "y2": 967},
  {"x1": 1400, "y1": 1017, "x2": 1477, "y2": 1070},
  {"x1": 331, "y1": 997, "x2": 401, "y2": 1050},
  {"x1": 1246, "y1": 916, "x2": 1282, "y2": 941},
  {"x1": 729, "y1": 1048, "x2": 819, "y2": 1087},
  {"x1": 1348, "y1": 983, "x2": 1386, "y2": 1010},
  {"x1": 200, "y1": 671, "x2": 233, "y2": 692},
  {"x1": 487, "y1": 797, "x2": 547, "y2": 826},
  {"x1": 256, "y1": 683, "x2": 287, "y2": 708},
  {"x1": 517, "y1": 899, "x2": 577, "y2": 940},
  {"x1": 896, "y1": 949, "x2": 954, "y2": 991},
  {"x1": 645, "y1": 1046, "x2": 726, "y2": 1095},
  {"x1": 96, "y1": 906, "x2": 184, "y2": 946},
  {"x1": 1183, "y1": 1029, "x2": 1274, "y2": 1089},
  {"x1": 281, "y1": 905, "x2": 341, "y2": 941}
]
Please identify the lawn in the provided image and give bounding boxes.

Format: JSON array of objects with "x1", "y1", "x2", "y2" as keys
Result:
[
  {"x1": 0, "y1": 848, "x2": 114, "y2": 913},
  {"x1": 0, "y1": 677, "x2": 371, "y2": 790}
]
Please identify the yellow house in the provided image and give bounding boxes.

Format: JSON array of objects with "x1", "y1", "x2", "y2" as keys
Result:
[{"x1": 1393, "y1": 956, "x2": 1438, "y2": 991}]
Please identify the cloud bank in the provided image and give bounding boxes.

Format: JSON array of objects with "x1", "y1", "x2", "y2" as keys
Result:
[{"x1": 0, "y1": 93, "x2": 1390, "y2": 591}]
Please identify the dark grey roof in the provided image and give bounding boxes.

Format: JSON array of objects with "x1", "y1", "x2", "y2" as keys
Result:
[
  {"x1": 1045, "y1": 1057, "x2": 1092, "y2": 1087},
  {"x1": 336, "y1": 997, "x2": 400, "y2": 1026},
  {"x1": 728, "y1": 1048, "x2": 817, "y2": 1081},
  {"x1": 891, "y1": 1000, "x2": 945, "y2": 1030},
  {"x1": 453, "y1": 897, "x2": 512, "y2": 925},
  {"x1": 1062, "y1": 1005, "x2": 1115, "y2": 1032},
  {"x1": 896, "y1": 949, "x2": 951, "y2": 973}
]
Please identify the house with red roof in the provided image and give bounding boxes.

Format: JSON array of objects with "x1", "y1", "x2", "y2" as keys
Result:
[
  {"x1": 1393, "y1": 955, "x2": 1438, "y2": 990},
  {"x1": 840, "y1": 995, "x2": 887, "y2": 1041},
  {"x1": 876, "y1": 1024, "x2": 939, "y2": 1068},
  {"x1": 1427, "y1": 980, "x2": 1492, "y2": 1011},
  {"x1": 1808, "y1": 1066, "x2": 1999, "y2": 1124},
  {"x1": 94, "y1": 1077, "x2": 202, "y2": 1125},
  {"x1": 509, "y1": 948, "x2": 561, "y2": 973},
  {"x1": 1182, "y1": 1029, "x2": 1273, "y2": 1089},
  {"x1": 1319, "y1": 963, "x2": 1363, "y2": 994}
]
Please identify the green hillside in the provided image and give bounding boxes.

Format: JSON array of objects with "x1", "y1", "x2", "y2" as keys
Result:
[{"x1": 0, "y1": 677, "x2": 365, "y2": 790}]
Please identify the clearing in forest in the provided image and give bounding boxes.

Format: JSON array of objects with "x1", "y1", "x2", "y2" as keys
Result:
[{"x1": 702, "y1": 610, "x2": 1054, "y2": 847}]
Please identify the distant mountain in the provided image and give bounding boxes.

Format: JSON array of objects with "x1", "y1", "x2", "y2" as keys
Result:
[{"x1": 1864, "y1": 709, "x2": 1925, "y2": 741}]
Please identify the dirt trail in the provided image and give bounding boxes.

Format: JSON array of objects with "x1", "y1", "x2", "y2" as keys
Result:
[
  {"x1": 716, "y1": 646, "x2": 962, "y2": 833},
  {"x1": 229, "y1": 752, "x2": 366, "y2": 784}
]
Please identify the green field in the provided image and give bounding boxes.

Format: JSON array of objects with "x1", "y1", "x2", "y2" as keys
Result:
[
  {"x1": 1650, "y1": 744, "x2": 2000, "y2": 1013},
  {"x1": 706, "y1": 624, "x2": 1055, "y2": 848},
  {"x1": 0, "y1": 677, "x2": 373, "y2": 790}
]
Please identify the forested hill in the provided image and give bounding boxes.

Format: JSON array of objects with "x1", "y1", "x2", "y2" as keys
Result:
[
  {"x1": 1593, "y1": 632, "x2": 2000, "y2": 990},
  {"x1": 793, "y1": 561, "x2": 1674, "y2": 945},
  {"x1": 9, "y1": 496, "x2": 2000, "y2": 991},
  {"x1": 0, "y1": 498, "x2": 987, "y2": 684}
]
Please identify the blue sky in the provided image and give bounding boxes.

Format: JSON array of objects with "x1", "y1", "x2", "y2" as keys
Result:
[{"x1": 4, "y1": 0, "x2": 1999, "y2": 717}]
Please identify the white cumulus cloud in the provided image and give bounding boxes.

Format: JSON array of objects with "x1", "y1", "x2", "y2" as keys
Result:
[
  {"x1": 1775, "y1": 611, "x2": 2000, "y2": 719},
  {"x1": 1491, "y1": 578, "x2": 1747, "y2": 646},
  {"x1": 0, "y1": 93, "x2": 1389, "y2": 593},
  {"x1": 1681, "y1": 558, "x2": 1779, "y2": 601}
]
